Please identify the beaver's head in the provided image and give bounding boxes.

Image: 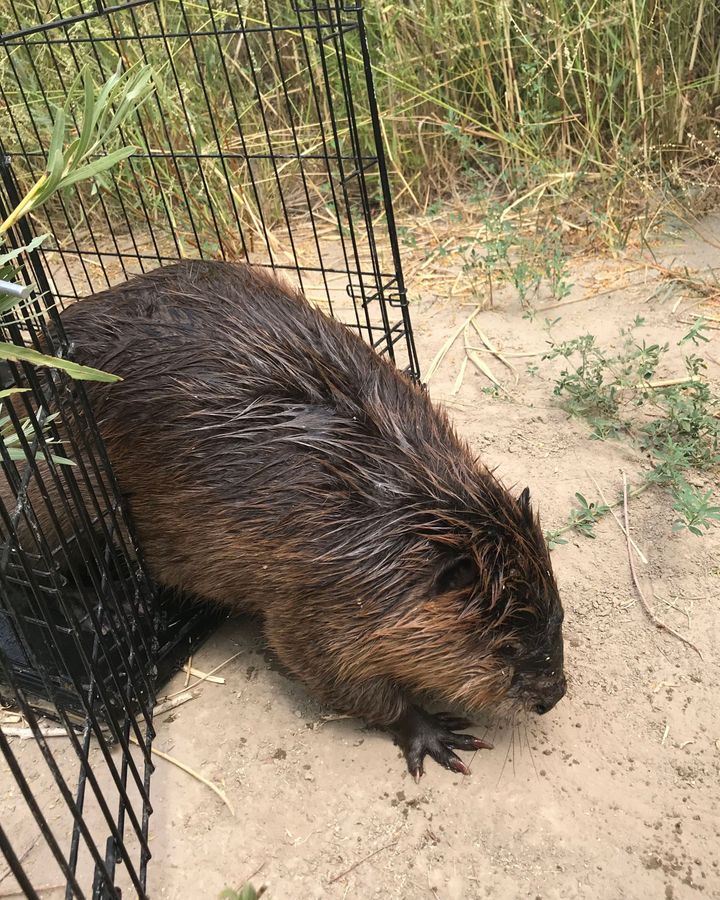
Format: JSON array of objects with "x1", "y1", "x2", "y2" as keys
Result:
[{"x1": 420, "y1": 485, "x2": 566, "y2": 717}]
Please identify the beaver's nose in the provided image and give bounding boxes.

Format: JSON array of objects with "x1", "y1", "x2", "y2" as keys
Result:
[{"x1": 533, "y1": 674, "x2": 567, "y2": 715}]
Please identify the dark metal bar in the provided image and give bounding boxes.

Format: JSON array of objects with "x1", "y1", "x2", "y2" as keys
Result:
[
  {"x1": 265, "y1": 0, "x2": 333, "y2": 305},
  {"x1": 353, "y1": 0, "x2": 420, "y2": 378},
  {"x1": 0, "y1": 17, "x2": 350, "y2": 46},
  {"x1": 66, "y1": 719, "x2": 95, "y2": 898},
  {"x1": 332, "y1": 0, "x2": 395, "y2": 363},
  {"x1": 226, "y1": 0, "x2": 305, "y2": 290},
  {"x1": 5, "y1": 149, "x2": 375, "y2": 162},
  {"x1": 0, "y1": 0, "x2": 156, "y2": 43},
  {"x1": 147, "y1": 0, "x2": 226, "y2": 258},
  {"x1": 36, "y1": 244, "x2": 398, "y2": 282},
  {"x1": 307, "y1": 1, "x2": 376, "y2": 341}
]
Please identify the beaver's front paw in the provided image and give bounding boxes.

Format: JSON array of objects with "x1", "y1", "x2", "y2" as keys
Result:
[{"x1": 390, "y1": 707, "x2": 493, "y2": 781}]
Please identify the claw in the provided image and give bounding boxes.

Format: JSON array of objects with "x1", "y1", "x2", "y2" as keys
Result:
[
  {"x1": 446, "y1": 756, "x2": 470, "y2": 776},
  {"x1": 446, "y1": 732, "x2": 482, "y2": 752},
  {"x1": 391, "y1": 707, "x2": 493, "y2": 779}
]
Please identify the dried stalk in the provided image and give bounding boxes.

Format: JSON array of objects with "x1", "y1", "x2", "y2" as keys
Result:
[
  {"x1": 622, "y1": 472, "x2": 703, "y2": 660},
  {"x1": 129, "y1": 735, "x2": 235, "y2": 816},
  {"x1": 328, "y1": 840, "x2": 398, "y2": 884}
]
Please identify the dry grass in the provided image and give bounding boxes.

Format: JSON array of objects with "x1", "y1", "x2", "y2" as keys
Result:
[{"x1": 1, "y1": 0, "x2": 719, "y2": 252}]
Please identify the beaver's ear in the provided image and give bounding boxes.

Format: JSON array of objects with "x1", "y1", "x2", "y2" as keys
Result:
[
  {"x1": 518, "y1": 486, "x2": 532, "y2": 521},
  {"x1": 433, "y1": 555, "x2": 478, "y2": 594}
]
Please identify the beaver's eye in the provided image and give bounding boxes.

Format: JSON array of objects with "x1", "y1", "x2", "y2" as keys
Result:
[{"x1": 498, "y1": 643, "x2": 521, "y2": 660}]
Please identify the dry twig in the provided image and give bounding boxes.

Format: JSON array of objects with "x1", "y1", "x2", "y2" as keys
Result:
[
  {"x1": 182, "y1": 664, "x2": 225, "y2": 684},
  {"x1": 463, "y1": 325, "x2": 501, "y2": 387},
  {"x1": 470, "y1": 320, "x2": 518, "y2": 383},
  {"x1": 0, "y1": 714, "x2": 22, "y2": 726},
  {"x1": 240, "y1": 861, "x2": 266, "y2": 887},
  {"x1": 424, "y1": 306, "x2": 481, "y2": 383},
  {"x1": 328, "y1": 840, "x2": 398, "y2": 884},
  {"x1": 586, "y1": 472, "x2": 647, "y2": 564},
  {"x1": 451, "y1": 356, "x2": 468, "y2": 396},
  {"x1": 164, "y1": 650, "x2": 243, "y2": 700},
  {"x1": 129, "y1": 735, "x2": 235, "y2": 816},
  {"x1": 153, "y1": 692, "x2": 196, "y2": 716},
  {"x1": 0, "y1": 836, "x2": 40, "y2": 887},
  {"x1": 646, "y1": 377, "x2": 702, "y2": 389},
  {"x1": 1, "y1": 726, "x2": 71, "y2": 740},
  {"x1": 646, "y1": 260, "x2": 720, "y2": 301},
  {"x1": 621, "y1": 472, "x2": 704, "y2": 660}
]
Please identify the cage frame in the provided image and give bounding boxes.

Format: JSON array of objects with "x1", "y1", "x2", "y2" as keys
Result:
[{"x1": 0, "y1": 1, "x2": 419, "y2": 896}]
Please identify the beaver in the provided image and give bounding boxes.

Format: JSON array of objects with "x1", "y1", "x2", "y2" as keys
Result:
[{"x1": 4, "y1": 260, "x2": 566, "y2": 778}]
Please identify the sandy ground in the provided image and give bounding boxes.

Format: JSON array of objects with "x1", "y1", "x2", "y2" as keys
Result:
[{"x1": 2, "y1": 218, "x2": 719, "y2": 899}]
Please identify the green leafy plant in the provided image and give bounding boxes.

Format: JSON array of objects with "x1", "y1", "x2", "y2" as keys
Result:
[
  {"x1": 679, "y1": 317, "x2": 711, "y2": 347},
  {"x1": 457, "y1": 205, "x2": 573, "y2": 308},
  {"x1": 219, "y1": 885, "x2": 267, "y2": 900},
  {"x1": 1, "y1": 62, "x2": 154, "y2": 381},
  {"x1": 543, "y1": 318, "x2": 719, "y2": 543},
  {"x1": 546, "y1": 493, "x2": 611, "y2": 547},
  {"x1": 0, "y1": 341, "x2": 121, "y2": 385},
  {"x1": 542, "y1": 232, "x2": 573, "y2": 301},
  {"x1": 0, "y1": 63, "x2": 153, "y2": 234},
  {"x1": 1, "y1": 409, "x2": 74, "y2": 467},
  {"x1": 671, "y1": 481, "x2": 720, "y2": 535},
  {"x1": 1, "y1": 64, "x2": 155, "y2": 465}
]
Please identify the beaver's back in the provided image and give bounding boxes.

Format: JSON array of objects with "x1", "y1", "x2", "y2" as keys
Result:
[
  {"x1": 62, "y1": 261, "x2": 413, "y2": 440},
  {"x1": 52, "y1": 261, "x2": 473, "y2": 613}
]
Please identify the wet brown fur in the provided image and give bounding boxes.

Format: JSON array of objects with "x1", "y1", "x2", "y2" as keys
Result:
[{"x1": 3, "y1": 261, "x2": 565, "y2": 729}]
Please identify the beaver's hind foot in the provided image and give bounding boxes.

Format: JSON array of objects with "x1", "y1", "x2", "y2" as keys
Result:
[{"x1": 390, "y1": 707, "x2": 493, "y2": 781}]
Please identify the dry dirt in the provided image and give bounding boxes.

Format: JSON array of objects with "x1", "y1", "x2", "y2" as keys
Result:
[{"x1": 2, "y1": 218, "x2": 719, "y2": 900}]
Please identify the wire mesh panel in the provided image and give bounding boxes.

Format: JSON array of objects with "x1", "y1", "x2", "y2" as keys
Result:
[
  {"x1": 0, "y1": 0, "x2": 419, "y2": 377},
  {"x1": 0, "y1": 163, "x2": 159, "y2": 895}
]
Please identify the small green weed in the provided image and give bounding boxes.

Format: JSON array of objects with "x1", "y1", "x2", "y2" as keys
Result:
[
  {"x1": 397, "y1": 225, "x2": 418, "y2": 249},
  {"x1": 456, "y1": 206, "x2": 572, "y2": 307},
  {"x1": 543, "y1": 317, "x2": 719, "y2": 544},
  {"x1": 0, "y1": 410, "x2": 75, "y2": 468},
  {"x1": 542, "y1": 232, "x2": 573, "y2": 301},
  {"x1": 679, "y1": 317, "x2": 711, "y2": 347},
  {"x1": 219, "y1": 884, "x2": 266, "y2": 900},
  {"x1": 671, "y1": 482, "x2": 720, "y2": 536},
  {"x1": 546, "y1": 493, "x2": 611, "y2": 547}
]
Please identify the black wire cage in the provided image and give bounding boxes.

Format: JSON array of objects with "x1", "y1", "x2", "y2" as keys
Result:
[{"x1": 0, "y1": 1, "x2": 417, "y2": 897}]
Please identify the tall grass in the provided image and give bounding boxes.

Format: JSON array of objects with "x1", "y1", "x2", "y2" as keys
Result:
[
  {"x1": 365, "y1": 1, "x2": 719, "y2": 179},
  {"x1": 2, "y1": 0, "x2": 719, "y2": 247}
]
